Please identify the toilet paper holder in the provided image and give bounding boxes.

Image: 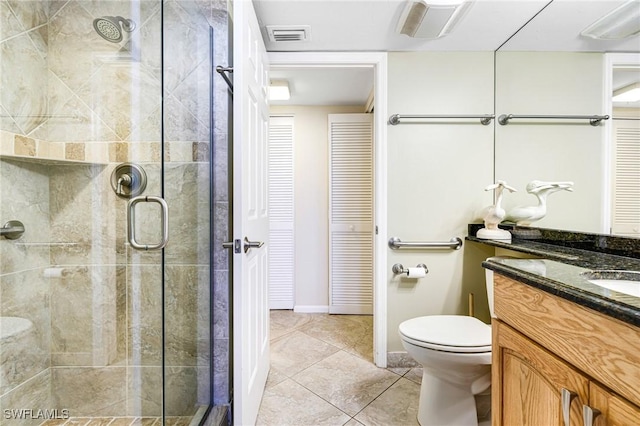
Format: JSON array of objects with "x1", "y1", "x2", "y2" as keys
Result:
[{"x1": 392, "y1": 263, "x2": 429, "y2": 275}]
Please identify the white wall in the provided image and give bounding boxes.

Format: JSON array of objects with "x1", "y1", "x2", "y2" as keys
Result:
[
  {"x1": 270, "y1": 105, "x2": 364, "y2": 310},
  {"x1": 386, "y1": 52, "x2": 495, "y2": 352},
  {"x1": 495, "y1": 52, "x2": 605, "y2": 233}
]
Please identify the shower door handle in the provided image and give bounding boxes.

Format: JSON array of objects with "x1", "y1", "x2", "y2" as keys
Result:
[{"x1": 127, "y1": 196, "x2": 169, "y2": 251}]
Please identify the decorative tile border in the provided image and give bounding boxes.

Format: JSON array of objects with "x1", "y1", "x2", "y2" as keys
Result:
[{"x1": 0, "y1": 131, "x2": 209, "y2": 164}]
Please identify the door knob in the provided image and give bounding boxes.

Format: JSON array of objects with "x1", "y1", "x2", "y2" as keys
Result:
[
  {"x1": 222, "y1": 240, "x2": 241, "y2": 253},
  {"x1": 243, "y1": 237, "x2": 264, "y2": 254}
]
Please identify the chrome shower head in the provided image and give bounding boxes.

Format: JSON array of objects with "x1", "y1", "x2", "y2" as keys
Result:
[{"x1": 93, "y1": 16, "x2": 136, "y2": 43}]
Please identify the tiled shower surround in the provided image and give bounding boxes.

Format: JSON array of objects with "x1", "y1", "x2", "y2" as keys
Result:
[{"x1": 0, "y1": 0, "x2": 230, "y2": 423}]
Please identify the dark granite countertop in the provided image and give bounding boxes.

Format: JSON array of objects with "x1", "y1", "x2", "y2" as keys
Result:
[{"x1": 466, "y1": 225, "x2": 640, "y2": 327}]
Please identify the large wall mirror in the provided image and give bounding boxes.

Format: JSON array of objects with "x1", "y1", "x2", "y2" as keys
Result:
[{"x1": 494, "y1": 0, "x2": 640, "y2": 236}]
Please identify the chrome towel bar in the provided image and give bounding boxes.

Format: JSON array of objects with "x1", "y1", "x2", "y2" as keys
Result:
[
  {"x1": 388, "y1": 237, "x2": 462, "y2": 250},
  {"x1": 498, "y1": 114, "x2": 609, "y2": 126},
  {"x1": 388, "y1": 114, "x2": 494, "y2": 126}
]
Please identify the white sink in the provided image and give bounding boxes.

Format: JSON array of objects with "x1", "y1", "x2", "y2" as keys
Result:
[{"x1": 581, "y1": 271, "x2": 640, "y2": 298}]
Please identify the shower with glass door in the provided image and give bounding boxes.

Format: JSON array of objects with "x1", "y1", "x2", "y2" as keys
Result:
[{"x1": 0, "y1": 1, "x2": 230, "y2": 424}]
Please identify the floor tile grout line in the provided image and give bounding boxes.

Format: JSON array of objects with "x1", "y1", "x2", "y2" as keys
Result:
[
  {"x1": 275, "y1": 330, "x2": 371, "y2": 418},
  {"x1": 298, "y1": 328, "x2": 350, "y2": 351},
  {"x1": 284, "y1": 344, "x2": 344, "y2": 382},
  {"x1": 350, "y1": 373, "x2": 405, "y2": 421},
  {"x1": 297, "y1": 321, "x2": 373, "y2": 352},
  {"x1": 264, "y1": 312, "x2": 382, "y2": 425},
  {"x1": 266, "y1": 334, "x2": 343, "y2": 387},
  {"x1": 287, "y1": 375, "x2": 355, "y2": 420},
  {"x1": 287, "y1": 348, "x2": 401, "y2": 422}
]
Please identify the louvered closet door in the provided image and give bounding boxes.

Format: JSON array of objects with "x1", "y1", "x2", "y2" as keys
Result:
[
  {"x1": 612, "y1": 115, "x2": 640, "y2": 236},
  {"x1": 329, "y1": 114, "x2": 374, "y2": 315},
  {"x1": 268, "y1": 116, "x2": 295, "y2": 308}
]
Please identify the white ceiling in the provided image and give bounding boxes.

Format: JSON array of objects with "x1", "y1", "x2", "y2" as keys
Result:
[
  {"x1": 255, "y1": 0, "x2": 640, "y2": 106},
  {"x1": 269, "y1": 67, "x2": 374, "y2": 106},
  {"x1": 253, "y1": 0, "x2": 551, "y2": 52},
  {"x1": 499, "y1": 0, "x2": 640, "y2": 51}
]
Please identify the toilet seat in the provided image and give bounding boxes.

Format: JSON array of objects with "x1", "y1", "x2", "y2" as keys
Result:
[{"x1": 399, "y1": 315, "x2": 491, "y2": 354}]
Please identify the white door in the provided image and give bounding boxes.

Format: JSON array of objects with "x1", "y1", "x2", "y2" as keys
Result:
[
  {"x1": 268, "y1": 116, "x2": 295, "y2": 309},
  {"x1": 329, "y1": 114, "x2": 374, "y2": 314},
  {"x1": 611, "y1": 114, "x2": 640, "y2": 236},
  {"x1": 232, "y1": 0, "x2": 270, "y2": 424}
]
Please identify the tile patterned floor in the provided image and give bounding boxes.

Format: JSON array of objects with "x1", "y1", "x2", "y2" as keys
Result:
[
  {"x1": 39, "y1": 417, "x2": 192, "y2": 426},
  {"x1": 257, "y1": 311, "x2": 424, "y2": 426}
]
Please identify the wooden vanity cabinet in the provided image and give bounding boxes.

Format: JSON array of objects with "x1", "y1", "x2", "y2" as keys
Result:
[
  {"x1": 492, "y1": 274, "x2": 640, "y2": 426},
  {"x1": 590, "y1": 383, "x2": 640, "y2": 426}
]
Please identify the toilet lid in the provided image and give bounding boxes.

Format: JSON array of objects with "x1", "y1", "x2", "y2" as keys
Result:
[{"x1": 399, "y1": 315, "x2": 491, "y2": 353}]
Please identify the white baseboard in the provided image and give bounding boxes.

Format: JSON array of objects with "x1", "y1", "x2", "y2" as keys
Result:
[{"x1": 293, "y1": 305, "x2": 329, "y2": 313}]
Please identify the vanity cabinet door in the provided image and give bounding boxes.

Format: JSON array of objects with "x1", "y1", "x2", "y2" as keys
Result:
[
  {"x1": 588, "y1": 382, "x2": 640, "y2": 426},
  {"x1": 493, "y1": 320, "x2": 589, "y2": 426}
]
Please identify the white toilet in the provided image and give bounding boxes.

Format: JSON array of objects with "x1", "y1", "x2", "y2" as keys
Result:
[{"x1": 398, "y1": 257, "x2": 502, "y2": 426}]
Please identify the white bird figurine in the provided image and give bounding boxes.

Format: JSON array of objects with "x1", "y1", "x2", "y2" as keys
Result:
[
  {"x1": 505, "y1": 180, "x2": 574, "y2": 226},
  {"x1": 477, "y1": 180, "x2": 517, "y2": 240}
]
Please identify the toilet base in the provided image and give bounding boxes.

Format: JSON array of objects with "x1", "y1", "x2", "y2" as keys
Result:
[{"x1": 417, "y1": 371, "x2": 479, "y2": 426}]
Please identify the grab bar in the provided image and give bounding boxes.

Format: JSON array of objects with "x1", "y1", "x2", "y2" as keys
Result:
[
  {"x1": 1, "y1": 220, "x2": 25, "y2": 240},
  {"x1": 498, "y1": 114, "x2": 609, "y2": 126},
  {"x1": 388, "y1": 237, "x2": 462, "y2": 250},
  {"x1": 389, "y1": 114, "x2": 494, "y2": 126}
]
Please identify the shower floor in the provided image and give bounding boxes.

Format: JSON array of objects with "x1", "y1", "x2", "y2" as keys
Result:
[{"x1": 39, "y1": 416, "x2": 193, "y2": 426}]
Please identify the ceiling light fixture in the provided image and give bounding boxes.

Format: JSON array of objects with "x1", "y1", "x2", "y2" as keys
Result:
[
  {"x1": 613, "y1": 82, "x2": 640, "y2": 102},
  {"x1": 581, "y1": 0, "x2": 640, "y2": 40},
  {"x1": 396, "y1": 0, "x2": 473, "y2": 39},
  {"x1": 268, "y1": 80, "x2": 290, "y2": 101}
]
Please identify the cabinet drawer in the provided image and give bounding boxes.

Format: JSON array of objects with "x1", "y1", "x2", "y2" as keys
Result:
[{"x1": 494, "y1": 273, "x2": 640, "y2": 407}]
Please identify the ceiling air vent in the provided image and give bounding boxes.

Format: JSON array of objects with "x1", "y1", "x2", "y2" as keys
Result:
[{"x1": 266, "y1": 25, "x2": 311, "y2": 42}]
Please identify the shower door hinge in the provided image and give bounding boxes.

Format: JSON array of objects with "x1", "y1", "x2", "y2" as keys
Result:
[
  {"x1": 375, "y1": 225, "x2": 379, "y2": 235},
  {"x1": 222, "y1": 239, "x2": 242, "y2": 254}
]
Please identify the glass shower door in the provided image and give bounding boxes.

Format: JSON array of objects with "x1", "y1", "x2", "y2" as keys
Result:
[
  {"x1": 160, "y1": 1, "x2": 216, "y2": 422},
  {"x1": 0, "y1": 0, "x2": 213, "y2": 423}
]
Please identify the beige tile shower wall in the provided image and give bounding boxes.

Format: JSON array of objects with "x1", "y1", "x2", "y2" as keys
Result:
[
  {"x1": 0, "y1": 0, "x2": 49, "y2": 137},
  {"x1": 0, "y1": 158, "x2": 52, "y2": 413},
  {"x1": 1, "y1": 0, "x2": 212, "y2": 165},
  {"x1": 0, "y1": 5, "x2": 52, "y2": 414},
  {"x1": 0, "y1": 369, "x2": 51, "y2": 426},
  {"x1": 1, "y1": 0, "x2": 216, "y2": 418}
]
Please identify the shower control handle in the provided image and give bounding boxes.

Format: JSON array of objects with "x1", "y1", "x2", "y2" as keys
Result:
[
  {"x1": 116, "y1": 174, "x2": 133, "y2": 196},
  {"x1": 1, "y1": 220, "x2": 25, "y2": 240},
  {"x1": 127, "y1": 196, "x2": 169, "y2": 251}
]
